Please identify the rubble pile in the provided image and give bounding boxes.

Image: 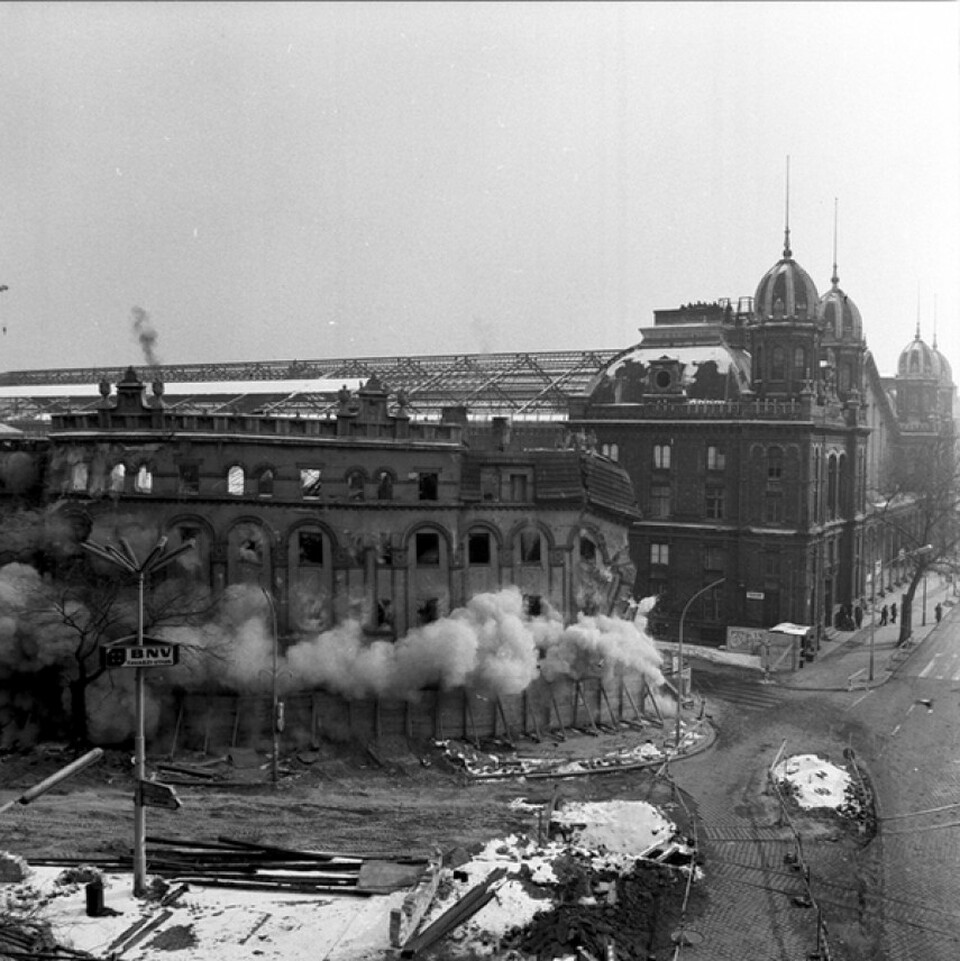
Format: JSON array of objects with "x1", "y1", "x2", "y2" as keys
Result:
[
  {"x1": 441, "y1": 738, "x2": 667, "y2": 780},
  {"x1": 507, "y1": 856, "x2": 692, "y2": 960}
]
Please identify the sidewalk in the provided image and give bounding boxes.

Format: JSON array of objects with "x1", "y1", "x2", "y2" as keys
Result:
[{"x1": 780, "y1": 577, "x2": 957, "y2": 691}]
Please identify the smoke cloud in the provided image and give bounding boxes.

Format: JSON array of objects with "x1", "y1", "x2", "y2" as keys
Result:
[
  {"x1": 131, "y1": 306, "x2": 160, "y2": 368},
  {"x1": 159, "y1": 585, "x2": 664, "y2": 703}
]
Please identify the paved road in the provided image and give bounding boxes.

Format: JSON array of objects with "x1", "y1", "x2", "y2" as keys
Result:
[
  {"x1": 840, "y1": 607, "x2": 960, "y2": 960},
  {"x1": 669, "y1": 587, "x2": 960, "y2": 961}
]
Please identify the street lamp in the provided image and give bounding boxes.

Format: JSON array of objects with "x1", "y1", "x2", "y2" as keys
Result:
[
  {"x1": 675, "y1": 576, "x2": 725, "y2": 751},
  {"x1": 82, "y1": 535, "x2": 194, "y2": 897},
  {"x1": 261, "y1": 587, "x2": 280, "y2": 785}
]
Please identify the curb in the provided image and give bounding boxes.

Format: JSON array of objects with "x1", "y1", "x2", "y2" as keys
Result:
[{"x1": 775, "y1": 601, "x2": 953, "y2": 693}]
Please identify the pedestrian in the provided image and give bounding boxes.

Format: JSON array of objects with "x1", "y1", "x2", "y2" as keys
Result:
[
  {"x1": 880, "y1": 605, "x2": 888, "y2": 625},
  {"x1": 891, "y1": 602, "x2": 898, "y2": 624},
  {"x1": 854, "y1": 604, "x2": 863, "y2": 629},
  {"x1": 936, "y1": 602, "x2": 943, "y2": 623}
]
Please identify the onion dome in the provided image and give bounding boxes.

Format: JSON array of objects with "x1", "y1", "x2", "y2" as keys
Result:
[
  {"x1": 897, "y1": 325, "x2": 941, "y2": 380},
  {"x1": 754, "y1": 234, "x2": 820, "y2": 322},
  {"x1": 817, "y1": 264, "x2": 863, "y2": 343},
  {"x1": 932, "y1": 332, "x2": 954, "y2": 386}
]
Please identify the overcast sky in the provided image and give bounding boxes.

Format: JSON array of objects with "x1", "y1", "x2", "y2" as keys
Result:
[{"x1": 0, "y1": 2, "x2": 957, "y2": 378}]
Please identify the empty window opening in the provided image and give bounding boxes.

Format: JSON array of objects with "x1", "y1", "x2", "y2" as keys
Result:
[
  {"x1": 298, "y1": 531, "x2": 324, "y2": 565},
  {"x1": 520, "y1": 531, "x2": 542, "y2": 564},
  {"x1": 468, "y1": 532, "x2": 492, "y2": 565},
  {"x1": 300, "y1": 468, "x2": 323, "y2": 499},
  {"x1": 134, "y1": 465, "x2": 153, "y2": 494},
  {"x1": 415, "y1": 532, "x2": 441, "y2": 565},
  {"x1": 179, "y1": 464, "x2": 200, "y2": 495},
  {"x1": 418, "y1": 472, "x2": 439, "y2": 500}
]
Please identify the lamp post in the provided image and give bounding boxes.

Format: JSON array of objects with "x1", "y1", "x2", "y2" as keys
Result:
[
  {"x1": 261, "y1": 587, "x2": 280, "y2": 785},
  {"x1": 82, "y1": 535, "x2": 194, "y2": 897},
  {"x1": 675, "y1": 576, "x2": 725, "y2": 751},
  {"x1": 869, "y1": 556, "x2": 882, "y2": 681}
]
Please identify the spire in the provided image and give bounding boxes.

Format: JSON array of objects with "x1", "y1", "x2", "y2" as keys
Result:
[
  {"x1": 783, "y1": 155, "x2": 792, "y2": 258},
  {"x1": 830, "y1": 197, "x2": 839, "y2": 287},
  {"x1": 915, "y1": 288, "x2": 921, "y2": 341}
]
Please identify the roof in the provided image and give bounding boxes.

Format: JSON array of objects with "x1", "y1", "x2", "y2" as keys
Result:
[{"x1": 0, "y1": 350, "x2": 619, "y2": 425}]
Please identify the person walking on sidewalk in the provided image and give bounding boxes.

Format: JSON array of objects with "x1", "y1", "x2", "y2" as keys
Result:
[
  {"x1": 880, "y1": 604, "x2": 888, "y2": 626},
  {"x1": 854, "y1": 603, "x2": 863, "y2": 629},
  {"x1": 891, "y1": 602, "x2": 898, "y2": 624},
  {"x1": 936, "y1": 602, "x2": 943, "y2": 623}
]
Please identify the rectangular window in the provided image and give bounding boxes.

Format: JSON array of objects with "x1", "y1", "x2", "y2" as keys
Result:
[
  {"x1": 650, "y1": 485, "x2": 671, "y2": 518},
  {"x1": 653, "y1": 444, "x2": 672, "y2": 470},
  {"x1": 520, "y1": 531, "x2": 542, "y2": 563},
  {"x1": 300, "y1": 468, "x2": 322, "y2": 499},
  {"x1": 767, "y1": 451, "x2": 783, "y2": 480},
  {"x1": 705, "y1": 487, "x2": 725, "y2": 519},
  {"x1": 764, "y1": 494, "x2": 783, "y2": 524},
  {"x1": 418, "y1": 472, "x2": 439, "y2": 501},
  {"x1": 468, "y1": 532, "x2": 492, "y2": 565},
  {"x1": 703, "y1": 546, "x2": 724, "y2": 570},
  {"x1": 480, "y1": 468, "x2": 499, "y2": 502},
  {"x1": 178, "y1": 464, "x2": 200, "y2": 495},
  {"x1": 702, "y1": 584, "x2": 723, "y2": 621},
  {"x1": 764, "y1": 553, "x2": 781, "y2": 577},
  {"x1": 707, "y1": 445, "x2": 726, "y2": 470},
  {"x1": 415, "y1": 532, "x2": 440, "y2": 565},
  {"x1": 524, "y1": 594, "x2": 543, "y2": 617},
  {"x1": 298, "y1": 531, "x2": 324, "y2": 565},
  {"x1": 417, "y1": 598, "x2": 439, "y2": 624},
  {"x1": 509, "y1": 473, "x2": 529, "y2": 501},
  {"x1": 650, "y1": 543, "x2": 670, "y2": 565}
]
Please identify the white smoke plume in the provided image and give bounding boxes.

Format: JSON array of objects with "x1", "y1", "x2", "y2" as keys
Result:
[{"x1": 157, "y1": 585, "x2": 664, "y2": 704}]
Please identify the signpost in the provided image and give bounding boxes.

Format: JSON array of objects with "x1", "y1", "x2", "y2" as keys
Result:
[
  {"x1": 100, "y1": 638, "x2": 180, "y2": 669},
  {"x1": 137, "y1": 780, "x2": 182, "y2": 811},
  {"x1": 84, "y1": 536, "x2": 194, "y2": 897}
]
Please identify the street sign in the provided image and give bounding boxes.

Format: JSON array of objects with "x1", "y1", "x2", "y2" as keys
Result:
[
  {"x1": 746, "y1": 591, "x2": 765, "y2": 601},
  {"x1": 101, "y1": 645, "x2": 179, "y2": 669},
  {"x1": 137, "y1": 780, "x2": 182, "y2": 811}
]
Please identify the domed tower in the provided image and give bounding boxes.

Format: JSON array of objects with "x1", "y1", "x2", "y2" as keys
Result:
[
  {"x1": 931, "y1": 326, "x2": 956, "y2": 423},
  {"x1": 749, "y1": 221, "x2": 821, "y2": 399},
  {"x1": 817, "y1": 211, "x2": 866, "y2": 403},
  {"x1": 895, "y1": 325, "x2": 942, "y2": 427}
]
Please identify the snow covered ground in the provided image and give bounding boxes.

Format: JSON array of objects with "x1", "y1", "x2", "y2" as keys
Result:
[
  {"x1": 772, "y1": 753, "x2": 853, "y2": 811},
  {"x1": 4, "y1": 798, "x2": 689, "y2": 960}
]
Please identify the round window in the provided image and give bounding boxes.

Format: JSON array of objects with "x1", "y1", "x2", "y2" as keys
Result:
[{"x1": 655, "y1": 370, "x2": 672, "y2": 389}]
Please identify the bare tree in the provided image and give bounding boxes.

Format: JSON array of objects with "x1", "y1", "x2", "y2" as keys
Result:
[{"x1": 873, "y1": 433, "x2": 960, "y2": 644}]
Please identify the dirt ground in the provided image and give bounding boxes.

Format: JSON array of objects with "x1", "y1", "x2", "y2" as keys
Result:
[
  {"x1": 0, "y1": 723, "x2": 870, "y2": 960},
  {"x1": 0, "y1": 737, "x2": 692, "y2": 860}
]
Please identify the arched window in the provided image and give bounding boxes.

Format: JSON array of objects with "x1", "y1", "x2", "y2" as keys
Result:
[
  {"x1": 767, "y1": 446, "x2": 783, "y2": 480},
  {"x1": 827, "y1": 454, "x2": 838, "y2": 518},
  {"x1": 376, "y1": 470, "x2": 394, "y2": 500},
  {"x1": 771, "y1": 347, "x2": 786, "y2": 380},
  {"x1": 109, "y1": 463, "x2": 126, "y2": 494},
  {"x1": 134, "y1": 465, "x2": 153, "y2": 494},
  {"x1": 71, "y1": 462, "x2": 88, "y2": 492},
  {"x1": 346, "y1": 469, "x2": 365, "y2": 501},
  {"x1": 227, "y1": 465, "x2": 245, "y2": 496},
  {"x1": 793, "y1": 346, "x2": 807, "y2": 380},
  {"x1": 257, "y1": 468, "x2": 274, "y2": 497},
  {"x1": 519, "y1": 529, "x2": 543, "y2": 564}
]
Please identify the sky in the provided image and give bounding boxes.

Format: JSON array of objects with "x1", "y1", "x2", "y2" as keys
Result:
[{"x1": 0, "y1": 1, "x2": 957, "y2": 378}]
